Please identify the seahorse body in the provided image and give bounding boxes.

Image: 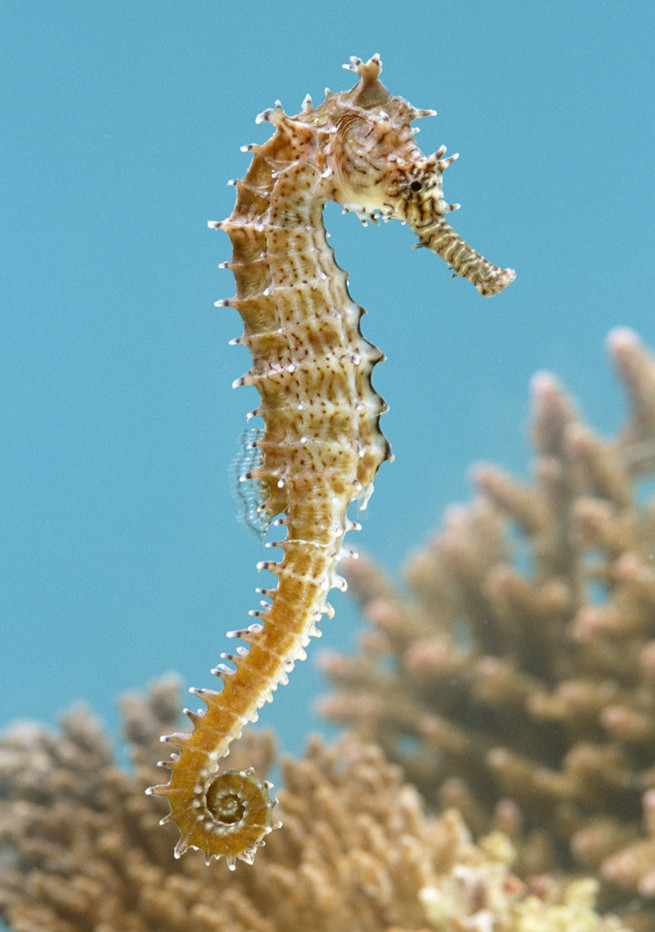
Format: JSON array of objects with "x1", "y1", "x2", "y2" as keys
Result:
[{"x1": 148, "y1": 55, "x2": 514, "y2": 868}]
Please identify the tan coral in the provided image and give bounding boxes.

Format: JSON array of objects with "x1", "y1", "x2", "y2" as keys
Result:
[
  {"x1": 320, "y1": 329, "x2": 655, "y2": 928},
  {"x1": 0, "y1": 678, "x2": 625, "y2": 932}
]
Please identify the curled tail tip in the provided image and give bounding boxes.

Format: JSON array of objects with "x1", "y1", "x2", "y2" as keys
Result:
[{"x1": 147, "y1": 765, "x2": 279, "y2": 867}]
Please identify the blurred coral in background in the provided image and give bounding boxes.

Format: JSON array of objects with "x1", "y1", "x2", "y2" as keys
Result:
[
  {"x1": 0, "y1": 678, "x2": 627, "y2": 931},
  {"x1": 321, "y1": 329, "x2": 655, "y2": 929},
  {"x1": 4, "y1": 328, "x2": 655, "y2": 931}
]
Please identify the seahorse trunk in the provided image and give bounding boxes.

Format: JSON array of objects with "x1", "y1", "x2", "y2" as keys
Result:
[{"x1": 149, "y1": 110, "x2": 391, "y2": 867}]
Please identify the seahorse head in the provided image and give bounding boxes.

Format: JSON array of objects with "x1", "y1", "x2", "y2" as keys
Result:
[
  {"x1": 318, "y1": 55, "x2": 514, "y2": 295},
  {"x1": 323, "y1": 56, "x2": 458, "y2": 229}
]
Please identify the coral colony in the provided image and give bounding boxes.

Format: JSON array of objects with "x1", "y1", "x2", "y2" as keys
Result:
[{"x1": 3, "y1": 333, "x2": 653, "y2": 929}]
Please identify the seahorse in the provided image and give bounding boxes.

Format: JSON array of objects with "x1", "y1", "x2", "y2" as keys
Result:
[{"x1": 147, "y1": 54, "x2": 514, "y2": 868}]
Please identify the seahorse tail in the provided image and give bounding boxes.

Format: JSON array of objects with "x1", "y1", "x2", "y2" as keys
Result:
[
  {"x1": 147, "y1": 516, "x2": 349, "y2": 866},
  {"x1": 147, "y1": 683, "x2": 279, "y2": 867}
]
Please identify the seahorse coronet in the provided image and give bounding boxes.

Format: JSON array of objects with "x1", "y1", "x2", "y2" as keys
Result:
[{"x1": 148, "y1": 54, "x2": 514, "y2": 866}]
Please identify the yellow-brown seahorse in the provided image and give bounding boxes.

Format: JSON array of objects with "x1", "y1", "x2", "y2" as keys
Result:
[{"x1": 147, "y1": 54, "x2": 514, "y2": 868}]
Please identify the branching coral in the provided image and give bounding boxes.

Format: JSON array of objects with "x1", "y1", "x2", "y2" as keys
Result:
[
  {"x1": 320, "y1": 328, "x2": 655, "y2": 929},
  {"x1": 0, "y1": 678, "x2": 626, "y2": 931}
]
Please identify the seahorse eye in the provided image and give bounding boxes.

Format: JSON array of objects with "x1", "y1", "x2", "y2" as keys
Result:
[{"x1": 409, "y1": 180, "x2": 423, "y2": 192}]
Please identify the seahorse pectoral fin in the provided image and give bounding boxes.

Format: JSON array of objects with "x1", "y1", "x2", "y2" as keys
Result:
[{"x1": 409, "y1": 215, "x2": 515, "y2": 297}]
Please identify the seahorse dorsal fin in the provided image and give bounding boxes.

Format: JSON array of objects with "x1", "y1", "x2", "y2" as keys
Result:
[{"x1": 232, "y1": 427, "x2": 274, "y2": 540}]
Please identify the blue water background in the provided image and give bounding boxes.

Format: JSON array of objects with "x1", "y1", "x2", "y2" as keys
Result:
[{"x1": 1, "y1": 10, "x2": 653, "y2": 913}]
